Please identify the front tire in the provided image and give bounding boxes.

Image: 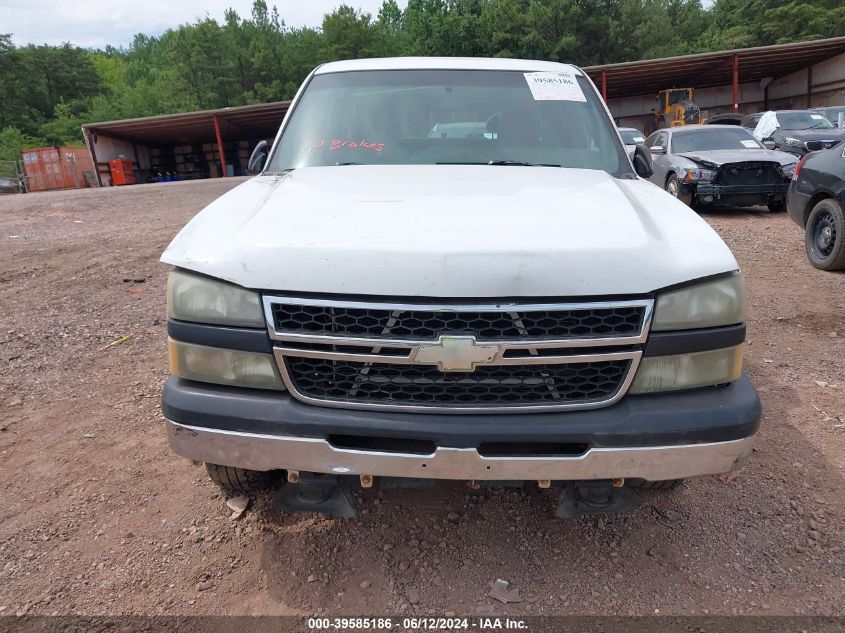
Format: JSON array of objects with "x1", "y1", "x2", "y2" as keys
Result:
[
  {"x1": 805, "y1": 199, "x2": 845, "y2": 271},
  {"x1": 666, "y1": 174, "x2": 692, "y2": 206},
  {"x1": 205, "y1": 463, "x2": 277, "y2": 494}
]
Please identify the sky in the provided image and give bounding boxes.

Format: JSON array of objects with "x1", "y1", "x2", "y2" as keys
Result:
[{"x1": 1, "y1": 0, "x2": 406, "y2": 48}]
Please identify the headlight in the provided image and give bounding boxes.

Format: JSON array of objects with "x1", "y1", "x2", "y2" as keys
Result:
[
  {"x1": 629, "y1": 346, "x2": 743, "y2": 394},
  {"x1": 652, "y1": 274, "x2": 745, "y2": 331},
  {"x1": 167, "y1": 269, "x2": 264, "y2": 327},
  {"x1": 683, "y1": 168, "x2": 717, "y2": 183},
  {"x1": 168, "y1": 339, "x2": 284, "y2": 390},
  {"x1": 781, "y1": 162, "x2": 798, "y2": 178},
  {"x1": 783, "y1": 137, "x2": 803, "y2": 147}
]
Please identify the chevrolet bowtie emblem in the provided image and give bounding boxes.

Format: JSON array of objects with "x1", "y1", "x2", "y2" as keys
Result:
[{"x1": 412, "y1": 335, "x2": 501, "y2": 372}]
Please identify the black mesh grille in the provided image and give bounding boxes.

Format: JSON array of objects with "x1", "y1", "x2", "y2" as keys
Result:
[
  {"x1": 805, "y1": 140, "x2": 837, "y2": 152},
  {"x1": 271, "y1": 304, "x2": 644, "y2": 340},
  {"x1": 285, "y1": 358, "x2": 630, "y2": 407},
  {"x1": 715, "y1": 162, "x2": 783, "y2": 186}
]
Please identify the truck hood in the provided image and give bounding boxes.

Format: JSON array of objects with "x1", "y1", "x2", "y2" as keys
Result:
[
  {"x1": 677, "y1": 149, "x2": 797, "y2": 168},
  {"x1": 161, "y1": 166, "x2": 738, "y2": 297}
]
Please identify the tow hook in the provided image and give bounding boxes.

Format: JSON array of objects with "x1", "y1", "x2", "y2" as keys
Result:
[
  {"x1": 273, "y1": 473, "x2": 357, "y2": 518},
  {"x1": 555, "y1": 480, "x2": 642, "y2": 518}
]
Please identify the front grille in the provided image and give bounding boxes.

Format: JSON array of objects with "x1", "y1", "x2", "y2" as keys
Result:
[
  {"x1": 715, "y1": 162, "x2": 783, "y2": 186},
  {"x1": 265, "y1": 296, "x2": 651, "y2": 412},
  {"x1": 271, "y1": 303, "x2": 645, "y2": 340},
  {"x1": 805, "y1": 140, "x2": 837, "y2": 152},
  {"x1": 285, "y1": 357, "x2": 631, "y2": 408}
]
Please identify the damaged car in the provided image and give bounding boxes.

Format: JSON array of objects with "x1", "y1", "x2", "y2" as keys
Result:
[
  {"x1": 751, "y1": 110, "x2": 845, "y2": 157},
  {"x1": 645, "y1": 124, "x2": 798, "y2": 211}
]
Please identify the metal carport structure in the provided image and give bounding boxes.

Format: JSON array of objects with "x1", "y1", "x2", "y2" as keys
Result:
[
  {"x1": 82, "y1": 101, "x2": 290, "y2": 186},
  {"x1": 585, "y1": 36, "x2": 845, "y2": 109}
]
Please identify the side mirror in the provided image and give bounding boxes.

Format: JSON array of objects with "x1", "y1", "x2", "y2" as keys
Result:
[
  {"x1": 247, "y1": 140, "x2": 269, "y2": 174},
  {"x1": 763, "y1": 140, "x2": 776, "y2": 150},
  {"x1": 632, "y1": 144, "x2": 654, "y2": 178},
  {"x1": 649, "y1": 145, "x2": 665, "y2": 154}
]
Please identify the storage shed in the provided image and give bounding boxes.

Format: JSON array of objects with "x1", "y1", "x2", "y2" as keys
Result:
[{"x1": 81, "y1": 101, "x2": 289, "y2": 186}]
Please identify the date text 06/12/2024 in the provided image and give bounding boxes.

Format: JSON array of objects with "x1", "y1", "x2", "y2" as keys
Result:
[{"x1": 307, "y1": 617, "x2": 529, "y2": 630}]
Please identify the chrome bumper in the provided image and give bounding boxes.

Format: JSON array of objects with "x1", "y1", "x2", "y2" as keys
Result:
[{"x1": 166, "y1": 419, "x2": 755, "y2": 482}]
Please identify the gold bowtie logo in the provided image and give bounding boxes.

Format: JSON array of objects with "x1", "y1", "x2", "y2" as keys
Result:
[{"x1": 412, "y1": 336, "x2": 501, "y2": 372}]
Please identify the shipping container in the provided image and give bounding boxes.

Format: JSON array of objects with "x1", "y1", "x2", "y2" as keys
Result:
[{"x1": 21, "y1": 147, "x2": 96, "y2": 192}]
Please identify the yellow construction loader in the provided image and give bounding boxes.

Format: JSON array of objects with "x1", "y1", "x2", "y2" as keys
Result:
[{"x1": 654, "y1": 88, "x2": 702, "y2": 128}]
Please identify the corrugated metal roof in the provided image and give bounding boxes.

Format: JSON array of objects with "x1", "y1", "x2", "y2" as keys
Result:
[
  {"x1": 82, "y1": 101, "x2": 289, "y2": 146},
  {"x1": 584, "y1": 36, "x2": 845, "y2": 99}
]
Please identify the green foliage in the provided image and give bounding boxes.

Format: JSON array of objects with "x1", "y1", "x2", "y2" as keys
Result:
[
  {"x1": 38, "y1": 101, "x2": 85, "y2": 146},
  {"x1": 0, "y1": 126, "x2": 43, "y2": 161},
  {"x1": 0, "y1": 0, "x2": 841, "y2": 152}
]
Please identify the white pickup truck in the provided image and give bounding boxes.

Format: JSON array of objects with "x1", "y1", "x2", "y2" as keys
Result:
[{"x1": 161, "y1": 57, "x2": 760, "y2": 517}]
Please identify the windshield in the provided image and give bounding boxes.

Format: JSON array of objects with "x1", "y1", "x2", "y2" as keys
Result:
[
  {"x1": 820, "y1": 107, "x2": 845, "y2": 124},
  {"x1": 667, "y1": 90, "x2": 691, "y2": 105},
  {"x1": 742, "y1": 114, "x2": 761, "y2": 128},
  {"x1": 619, "y1": 129, "x2": 645, "y2": 144},
  {"x1": 777, "y1": 111, "x2": 835, "y2": 130},
  {"x1": 671, "y1": 128, "x2": 763, "y2": 153},
  {"x1": 269, "y1": 69, "x2": 626, "y2": 175}
]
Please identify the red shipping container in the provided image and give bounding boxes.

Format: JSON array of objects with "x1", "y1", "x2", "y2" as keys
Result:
[{"x1": 20, "y1": 147, "x2": 95, "y2": 192}]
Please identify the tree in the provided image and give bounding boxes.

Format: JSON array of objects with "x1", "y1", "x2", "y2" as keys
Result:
[
  {"x1": 25, "y1": 44, "x2": 103, "y2": 122},
  {"x1": 0, "y1": 126, "x2": 42, "y2": 161},
  {"x1": 375, "y1": 0, "x2": 409, "y2": 56},
  {"x1": 320, "y1": 6, "x2": 381, "y2": 61},
  {"x1": 39, "y1": 101, "x2": 84, "y2": 146}
]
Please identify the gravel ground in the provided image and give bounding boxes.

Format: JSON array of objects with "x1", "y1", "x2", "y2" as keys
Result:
[{"x1": 0, "y1": 179, "x2": 843, "y2": 617}]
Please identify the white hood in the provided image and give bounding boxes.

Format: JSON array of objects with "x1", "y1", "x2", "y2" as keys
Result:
[{"x1": 161, "y1": 166, "x2": 737, "y2": 297}]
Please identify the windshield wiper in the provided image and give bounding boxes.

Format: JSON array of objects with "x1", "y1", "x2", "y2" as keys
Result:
[
  {"x1": 336, "y1": 162, "x2": 363, "y2": 166},
  {"x1": 435, "y1": 160, "x2": 563, "y2": 167},
  {"x1": 488, "y1": 159, "x2": 562, "y2": 167},
  {"x1": 805, "y1": 121, "x2": 830, "y2": 130}
]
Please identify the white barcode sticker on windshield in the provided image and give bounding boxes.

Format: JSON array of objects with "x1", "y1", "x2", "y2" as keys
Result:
[
  {"x1": 741, "y1": 139, "x2": 759, "y2": 148},
  {"x1": 524, "y1": 72, "x2": 586, "y2": 102},
  {"x1": 810, "y1": 114, "x2": 825, "y2": 119}
]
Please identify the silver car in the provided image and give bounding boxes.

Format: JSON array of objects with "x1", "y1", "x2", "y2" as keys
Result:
[
  {"x1": 618, "y1": 127, "x2": 646, "y2": 159},
  {"x1": 0, "y1": 176, "x2": 21, "y2": 195},
  {"x1": 644, "y1": 125, "x2": 799, "y2": 212}
]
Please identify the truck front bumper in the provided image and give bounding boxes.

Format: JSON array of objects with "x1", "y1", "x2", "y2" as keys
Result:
[{"x1": 162, "y1": 374, "x2": 761, "y2": 482}]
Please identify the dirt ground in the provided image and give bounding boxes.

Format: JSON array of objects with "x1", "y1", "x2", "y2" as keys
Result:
[{"x1": 1, "y1": 178, "x2": 844, "y2": 618}]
